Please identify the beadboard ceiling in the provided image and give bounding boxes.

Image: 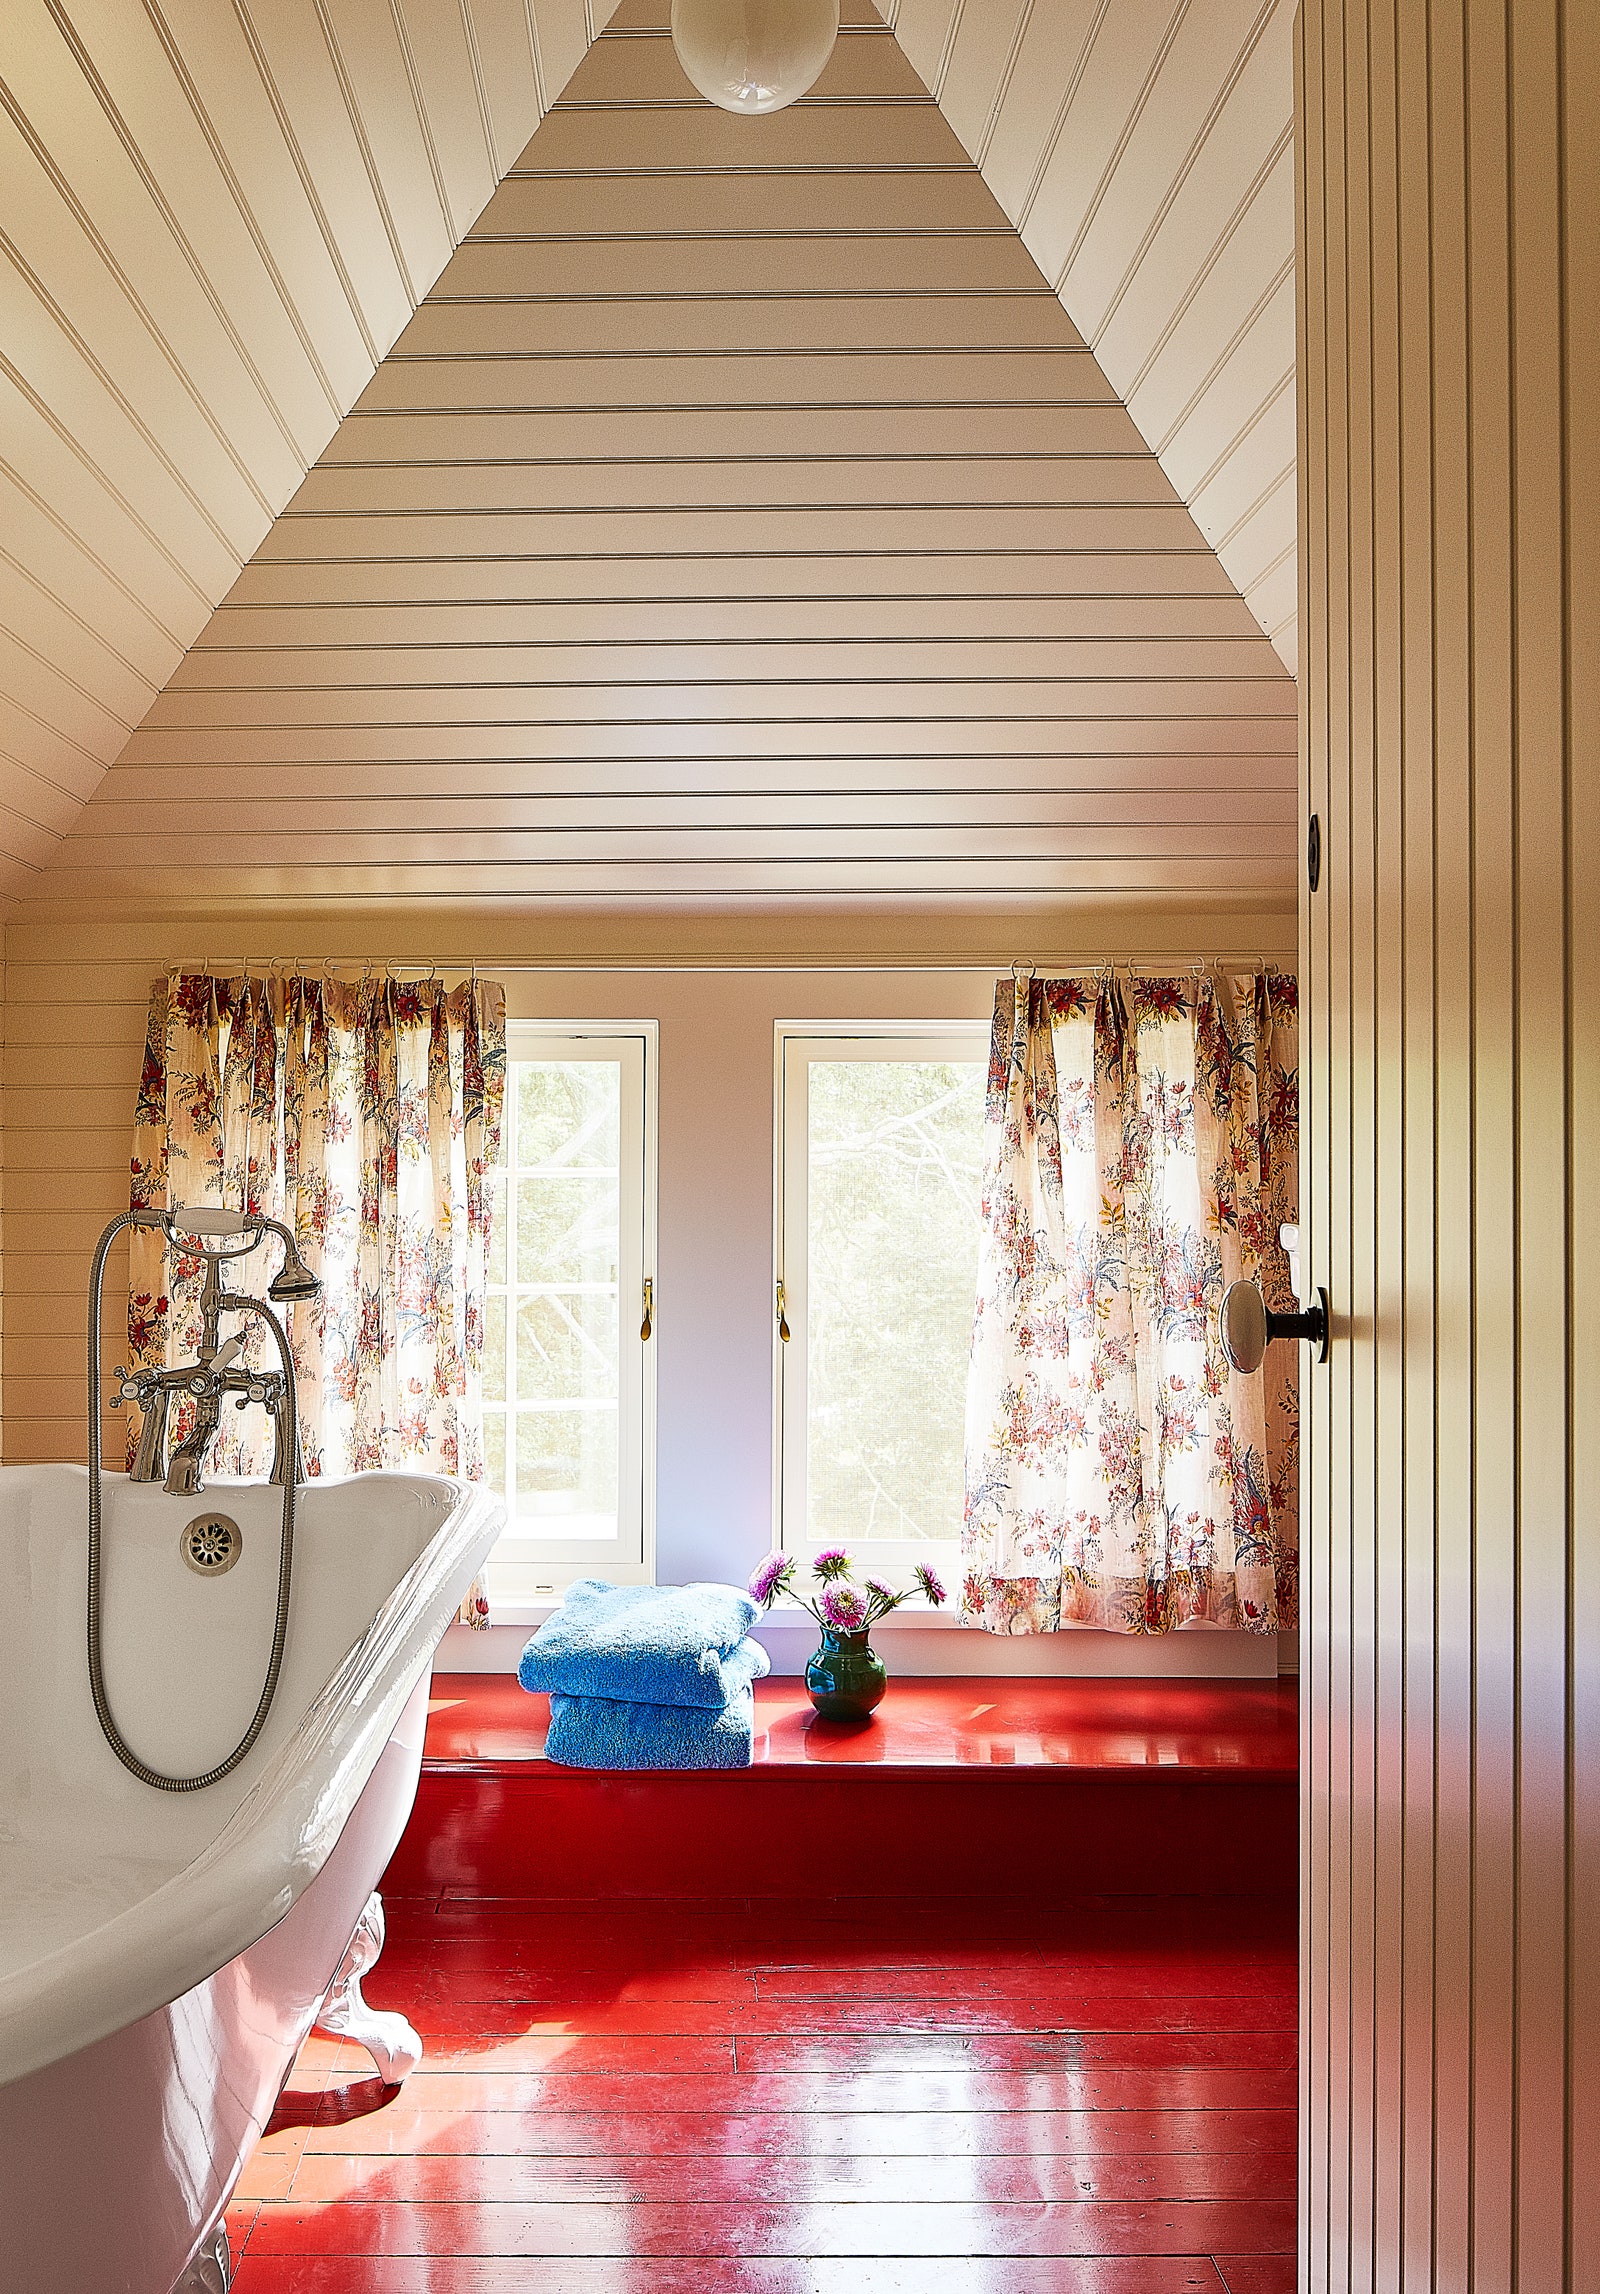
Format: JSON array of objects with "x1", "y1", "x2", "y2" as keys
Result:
[
  {"x1": 894, "y1": 0, "x2": 1298, "y2": 674},
  {"x1": 5, "y1": 0, "x2": 1297, "y2": 916},
  {"x1": 0, "y1": 0, "x2": 619, "y2": 909}
]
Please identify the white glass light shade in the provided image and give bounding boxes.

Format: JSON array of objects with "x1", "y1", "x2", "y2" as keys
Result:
[{"x1": 670, "y1": 0, "x2": 840, "y2": 115}]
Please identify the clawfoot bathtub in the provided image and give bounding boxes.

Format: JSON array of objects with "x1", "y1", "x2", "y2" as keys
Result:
[{"x1": 0, "y1": 1463, "x2": 502, "y2": 2292}]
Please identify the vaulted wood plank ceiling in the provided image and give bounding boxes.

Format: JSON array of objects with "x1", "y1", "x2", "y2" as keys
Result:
[
  {"x1": 0, "y1": 0, "x2": 617, "y2": 909},
  {"x1": 5, "y1": 0, "x2": 1297, "y2": 916},
  {"x1": 893, "y1": 0, "x2": 1297, "y2": 672}
]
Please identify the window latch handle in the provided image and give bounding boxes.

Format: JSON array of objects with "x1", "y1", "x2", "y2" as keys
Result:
[
  {"x1": 775, "y1": 1279, "x2": 791, "y2": 1343},
  {"x1": 640, "y1": 1277, "x2": 654, "y2": 1342}
]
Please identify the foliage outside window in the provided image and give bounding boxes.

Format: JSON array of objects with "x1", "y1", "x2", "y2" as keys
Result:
[{"x1": 776, "y1": 1027, "x2": 988, "y2": 1574}]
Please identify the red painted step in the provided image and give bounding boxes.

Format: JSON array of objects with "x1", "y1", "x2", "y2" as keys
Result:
[{"x1": 384, "y1": 1676, "x2": 1298, "y2": 1902}]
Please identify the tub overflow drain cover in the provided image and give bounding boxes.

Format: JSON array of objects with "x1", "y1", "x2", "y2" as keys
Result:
[{"x1": 182, "y1": 1511, "x2": 242, "y2": 1576}]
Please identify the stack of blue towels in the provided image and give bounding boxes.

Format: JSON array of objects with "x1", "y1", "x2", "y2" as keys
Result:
[{"x1": 517, "y1": 1579, "x2": 771, "y2": 1769}]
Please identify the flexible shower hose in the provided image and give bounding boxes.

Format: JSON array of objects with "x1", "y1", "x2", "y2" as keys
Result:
[{"x1": 86, "y1": 1209, "x2": 300, "y2": 1792}]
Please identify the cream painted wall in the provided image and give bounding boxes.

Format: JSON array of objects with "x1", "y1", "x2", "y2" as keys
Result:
[{"x1": 2, "y1": 901, "x2": 1295, "y2": 1677}]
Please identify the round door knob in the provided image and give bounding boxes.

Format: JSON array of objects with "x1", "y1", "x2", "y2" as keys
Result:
[
  {"x1": 1219, "y1": 1278, "x2": 1332, "y2": 1371},
  {"x1": 1220, "y1": 1280, "x2": 1269, "y2": 1374}
]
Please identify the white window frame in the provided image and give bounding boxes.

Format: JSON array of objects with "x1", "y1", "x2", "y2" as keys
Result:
[
  {"x1": 773, "y1": 1021, "x2": 990, "y2": 1580},
  {"x1": 484, "y1": 1019, "x2": 657, "y2": 1608}
]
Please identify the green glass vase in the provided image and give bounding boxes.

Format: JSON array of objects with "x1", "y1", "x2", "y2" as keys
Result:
[{"x1": 805, "y1": 1628, "x2": 887, "y2": 1722}]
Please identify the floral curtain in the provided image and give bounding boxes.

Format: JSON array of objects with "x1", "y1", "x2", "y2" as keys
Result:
[
  {"x1": 128, "y1": 970, "x2": 506, "y2": 1622},
  {"x1": 962, "y1": 968, "x2": 1298, "y2": 1635}
]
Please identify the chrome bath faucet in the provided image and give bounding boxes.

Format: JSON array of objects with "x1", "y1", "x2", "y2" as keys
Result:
[{"x1": 111, "y1": 1208, "x2": 321, "y2": 1495}]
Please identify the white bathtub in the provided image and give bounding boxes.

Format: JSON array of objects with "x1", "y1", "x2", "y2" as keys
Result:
[{"x1": 0, "y1": 1462, "x2": 502, "y2": 2293}]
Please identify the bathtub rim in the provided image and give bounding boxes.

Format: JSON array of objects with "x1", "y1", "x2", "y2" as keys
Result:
[{"x1": 0, "y1": 1467, "x2": 503, "y2": 2090}]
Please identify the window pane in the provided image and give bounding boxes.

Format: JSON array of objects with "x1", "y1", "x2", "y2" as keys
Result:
[
  {"x1": 805, "y1": 1059, "x2": 985, "y2": 1547},
  {"x1": 517, "y1": 1062, "x2": 619, "y2": 1169},
  {"x1": 485, "y1": 1044, "x2": 640, "y2": 1574},
  {"x1": 516, "y1": 1173, "x2": 618, "y2": 1285},
  {"x1": 516, "y1": 1405, "x2": 618, "y2": 1528},
  {"x1": 484, "y1": 1293, "x2": 506, "y2": 1403},
  {"x1": 516, "y1": 1290, "x2": 618, "y2": 1403}
]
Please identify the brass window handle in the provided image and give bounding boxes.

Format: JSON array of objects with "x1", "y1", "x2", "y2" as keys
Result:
[
  {"x1": 775, "y1": 1279, "x2": 790, "y2": 1343},
  {"x1": 640, "y1": 1277, "x2": 654, "y2": 1342}
]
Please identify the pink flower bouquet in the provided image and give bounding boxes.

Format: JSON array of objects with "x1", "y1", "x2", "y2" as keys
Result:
[{"x1": 746, "y1": 1547, "x2": 947, "y2": 1631}]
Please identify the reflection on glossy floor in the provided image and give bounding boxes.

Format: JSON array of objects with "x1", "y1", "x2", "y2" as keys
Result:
[{"x1": 228, "y1": 1892, "x2": 1297, "y2": 2291}]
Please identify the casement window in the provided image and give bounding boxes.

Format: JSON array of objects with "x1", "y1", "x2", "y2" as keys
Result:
[
  {"x1": 482, "y1": 1022, "x2": 656, "y2": 1602},
  {"x1": 774, "y1": 1024, "x2": 989, "y2": 1577}
]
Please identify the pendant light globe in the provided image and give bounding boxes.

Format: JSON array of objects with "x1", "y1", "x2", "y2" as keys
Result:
[{"x1": 670, "y1": 0, "x2": 840, "y2": 116}]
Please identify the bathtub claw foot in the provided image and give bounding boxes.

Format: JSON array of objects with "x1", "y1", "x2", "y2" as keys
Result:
[
  {"x1": 173, "y1": 2219, "x2": 230, "y2": 2292},
  {"x1": 314, "y1": 1891, "x2": 422, "y2": 2082}
]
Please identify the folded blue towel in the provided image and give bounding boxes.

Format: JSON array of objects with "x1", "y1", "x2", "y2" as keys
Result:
[
  {"x1": 518, "y1": 1578, "x2": 770, "y2": 1709},
  {"x1": 544, "y1": 1682, "x2": 756, "y2": 1769}
]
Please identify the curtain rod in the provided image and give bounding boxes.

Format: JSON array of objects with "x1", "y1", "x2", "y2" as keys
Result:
[{"x1": 170, "y1": 954, "x2": 1291, "y2": 978}]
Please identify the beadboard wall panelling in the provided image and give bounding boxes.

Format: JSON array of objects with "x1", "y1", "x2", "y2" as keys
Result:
[
  {"x1": 1298, "y1": 1, "x2": 1595, "y2": 2285},
  {"x1": 0, "y1": 901, "x2": 1296, "y2": 1469},
  {"x1": 892, "y1": 0, "x2": 1298, "y2": 671},
  {"x1": 0, "y1": 0, "x2": 620, "y2": 917},
  {"x1": 45, "y1": 3, "x2": 1297, "y2": 916}
]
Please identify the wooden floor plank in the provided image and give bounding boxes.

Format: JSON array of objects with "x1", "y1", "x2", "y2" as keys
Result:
[
  {"x1": 372, "y1": 1999, "x2": 1297, "y2": 2041},
  {"x1": 285, "y1": 2150, "x2": 1296, "y2": 2205},
  {"x1": 242, "y1": 2195, "x2": 1297, "y2": 2259},
  {"x1": 295, "y1": 2106, "x2": 1297, "y2": 2161},
  {"x1": 233, "y1": 2258, "x2": 1232, "y2": 2292},
  {"x1": 275, "y1": 2065, "x2": 1300, "y2": 2114}
]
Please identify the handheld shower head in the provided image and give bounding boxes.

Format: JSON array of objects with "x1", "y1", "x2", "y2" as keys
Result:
[
  {"x1": 267, "y1": 1240, "x2": 322, "y2": 1304},
  {"x1": 162, "y1": 1204, "x2": 320, "y2": 1301}
]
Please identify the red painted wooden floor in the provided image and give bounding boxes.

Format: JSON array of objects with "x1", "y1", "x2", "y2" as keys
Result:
[{"x1": 227, "y1": 1679, "x2": 1298, "y2": 2291}]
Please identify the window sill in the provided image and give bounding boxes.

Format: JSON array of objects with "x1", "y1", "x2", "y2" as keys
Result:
[
  {"x1": 474, "y1": 1594, "x2": 955, "y2": 1633},
  {"x1": 477, "y1": 1599, "x2": 1256, "y2": 1636}
]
